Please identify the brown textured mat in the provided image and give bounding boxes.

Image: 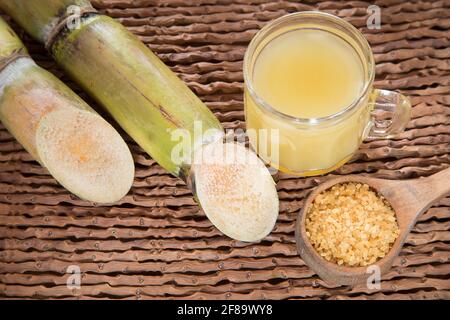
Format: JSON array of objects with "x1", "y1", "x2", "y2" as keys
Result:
[{"x1": 0, "y1": 0, "x2": 449, "y2": 300}]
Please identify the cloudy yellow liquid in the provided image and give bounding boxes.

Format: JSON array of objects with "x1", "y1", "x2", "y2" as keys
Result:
[
  {"x1": 245, "y1": 28, "x2": 371, "y2": 175},
  {"x1": 254, "y1": 29, "x2": 364, "y2": 118}
]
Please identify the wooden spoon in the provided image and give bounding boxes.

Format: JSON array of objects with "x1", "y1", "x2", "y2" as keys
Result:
[{"x1": 295, "y1": 167, "x2": 450, "y2": 286}]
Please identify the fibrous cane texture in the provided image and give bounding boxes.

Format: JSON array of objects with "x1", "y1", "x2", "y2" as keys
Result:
[{"x1": 193, "y1": 141, "x2": 278, "y2": 242}]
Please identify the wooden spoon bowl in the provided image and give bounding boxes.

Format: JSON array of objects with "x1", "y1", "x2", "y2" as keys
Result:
[{"x1": 295, "y1": 168, "x2": 450, "y2": 286}]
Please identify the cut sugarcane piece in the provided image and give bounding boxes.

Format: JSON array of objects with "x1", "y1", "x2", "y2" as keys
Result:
[
  {"x1": 191, "y1": 141, "x2": 279, "y2": 242},
  {"x1": 1, "y1": 0, "x2": 280, "y2": 241},
  {"x1": 0, "y1": 17, "x2": 134, "y2": 203}
]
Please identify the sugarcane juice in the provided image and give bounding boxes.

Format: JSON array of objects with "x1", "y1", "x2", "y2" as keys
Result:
[{"x1": 245, "y1": 28, "x2": 370, "y2": 175}]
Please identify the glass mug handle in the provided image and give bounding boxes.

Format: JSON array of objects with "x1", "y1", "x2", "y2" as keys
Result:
[{"x1": 367, "y1": 89, "x2": 411, "y2": 139}]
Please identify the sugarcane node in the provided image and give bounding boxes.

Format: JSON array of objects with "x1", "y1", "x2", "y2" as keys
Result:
[
  {"x1": 0, "y1": 49, "x2": 29, "y2": 73},
  {"x1": 44, "y1": 7, "x2": 99, "y2": 50}
]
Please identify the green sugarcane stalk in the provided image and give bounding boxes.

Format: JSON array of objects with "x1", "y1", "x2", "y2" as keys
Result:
[
  {"x1": 0, "y1": 0, "x2": 224, "y2": 179},
  {"x1": 0, "y1": 16, "x2": 134, "y2": 203}
]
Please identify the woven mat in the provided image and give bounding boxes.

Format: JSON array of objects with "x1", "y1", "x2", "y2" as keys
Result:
[{"x1": 0, "y1": 0, "x2": 449, "y2": 300}]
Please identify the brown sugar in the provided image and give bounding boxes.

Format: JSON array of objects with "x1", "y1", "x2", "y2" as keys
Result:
[{"x1": 305, "y1": 182, "x2": 400, "y2": 267}]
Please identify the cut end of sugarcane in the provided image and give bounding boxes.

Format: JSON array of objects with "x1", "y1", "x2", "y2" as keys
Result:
[
  {"x1": 36, "y1": 108, "x2": 134, "y2": 204},
  {"x1": 192, "y1": 141, "x2": 279, "y2": 242}
]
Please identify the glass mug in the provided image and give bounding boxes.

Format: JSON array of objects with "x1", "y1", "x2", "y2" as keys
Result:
[{"x1": 244, "y1": 11, "x2": 411, "y2": 176}]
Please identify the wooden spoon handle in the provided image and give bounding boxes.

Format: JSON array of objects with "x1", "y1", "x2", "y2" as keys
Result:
[{"x1": 406, "y1": 167, "x2": 450, "y2": 215}]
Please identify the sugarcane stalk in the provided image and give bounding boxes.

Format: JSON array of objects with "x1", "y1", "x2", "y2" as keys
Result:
[
  {"x1": 0, "y1": 17, "x2": 134, "y2": 203},
  {"x1": 1, "y1": 0, "x2": 279, "y2": 242},
  {"x1": 1, "y1": 0, "x2": 224, "y2": 178}
]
